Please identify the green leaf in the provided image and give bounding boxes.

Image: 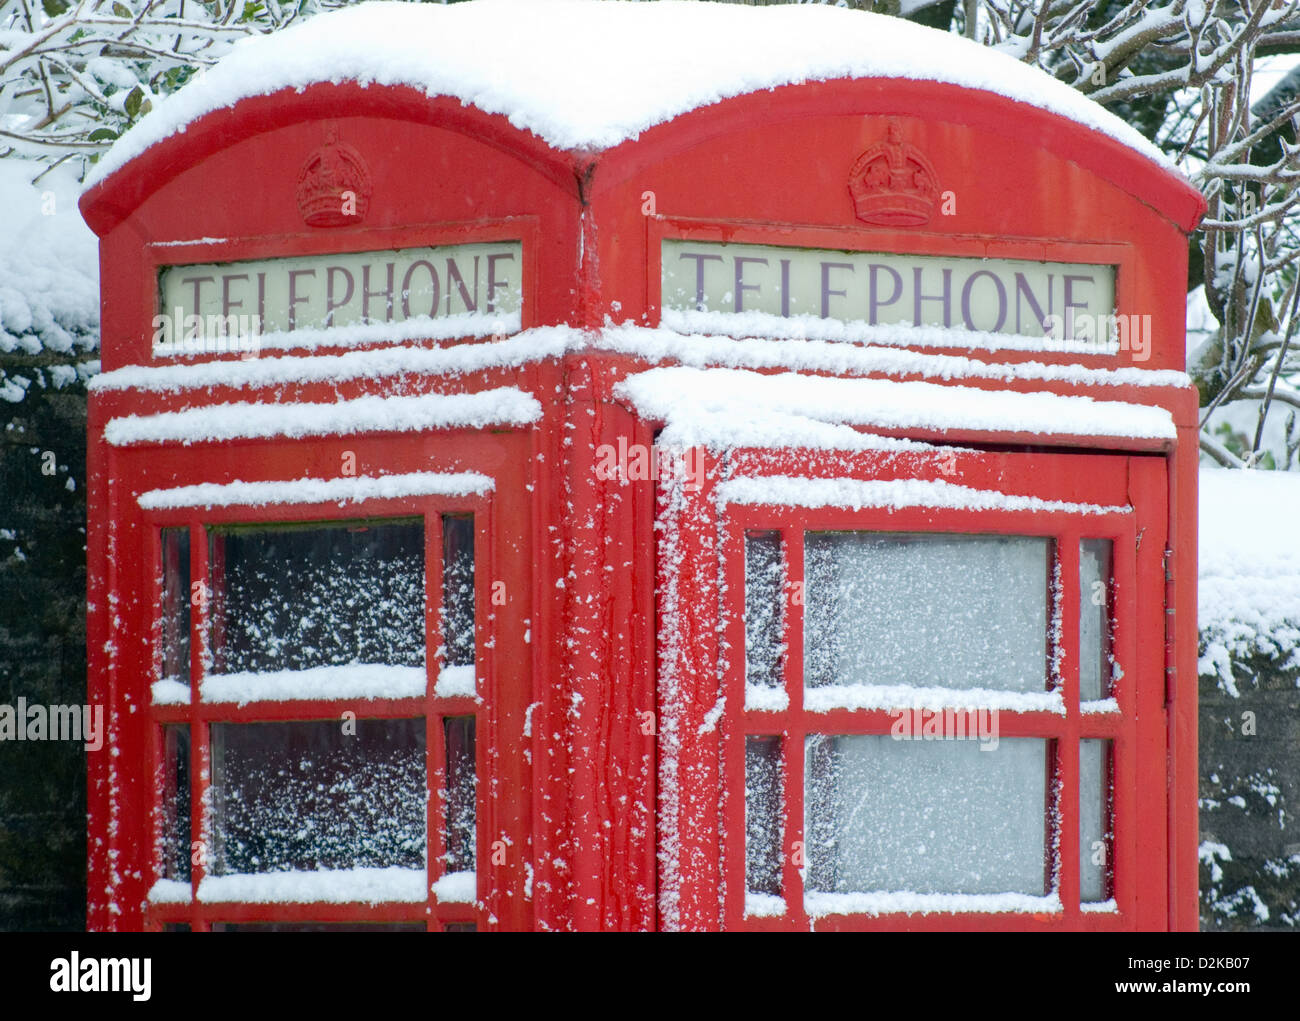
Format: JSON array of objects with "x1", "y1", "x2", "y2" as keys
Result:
[
  {"x1": 123, "y1": 86, "x2": 145, "y2": 120},
  {"x1": 87, "y1": 127, "x2": 119, "y2": 142},
  {"x1": 41, "y1": 0, "x2": 71, "y2": 15},
  {"x1": 112, "y1": 2, "x2": 132, "y2": 17}
]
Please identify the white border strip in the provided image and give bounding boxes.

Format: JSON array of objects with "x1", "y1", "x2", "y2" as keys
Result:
[{"x1": 138, "y1": 470, "x2": 493, "y2": 510}]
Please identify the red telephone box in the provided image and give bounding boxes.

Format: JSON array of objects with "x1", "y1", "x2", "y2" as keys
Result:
[{"x1": 79, "y1": 2, "x2": 1203, "y2": 931}]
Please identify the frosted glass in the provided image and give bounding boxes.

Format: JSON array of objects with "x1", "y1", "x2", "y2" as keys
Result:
[
  {"x1": 804, "y1": 532, "x2": 1049, "y2": 692},
  {"x1": 1080, "y1": 738, "x2": 1109, "y2": 902},
  {"x1": 805, "y1": 735, "x2": 1048, "y2": 895},
  {"x1": 444, "y1": 716, "x2": 476, "y2": 873},
  {"x1": 209, "y1": 718, "x2": 425, "y2": 874},
  {"x1": 744, "y1": 532, "x2": 784, "y2": 689},
  {"x1": 745, "y1": 736, "x2": 783, "y2": 895},
  {"x1": 1079, "y1": 539, "x2": 1113, "y2": 702},
  {"x1": 442, "y1": 516, "x2": 475, "y2": 668},
  {"x1": 209, "y1": 520, "x2": 425, "y2": 674},
  {"x1": 162, "y1": 724, "x2": 190, "y2": 883},
  {"x1": 160, "y1": 527, "x2": 191, "y2": 685}
]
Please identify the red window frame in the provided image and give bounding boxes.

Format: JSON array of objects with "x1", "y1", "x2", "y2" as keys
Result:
[
  {"x1": 143, "y1": 489, "x2": 492, "y2": 932},
  {"x1": 703, "y1": 447, "x2": 1166, "y2": 931}
]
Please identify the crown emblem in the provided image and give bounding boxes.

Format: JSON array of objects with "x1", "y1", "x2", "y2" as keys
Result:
[
  {"x1": 296, "y1": 125, "x2": 371, "y2": 227},
  {"x1": 848, "y1": 118, "x2": 939, "y2": 227}
]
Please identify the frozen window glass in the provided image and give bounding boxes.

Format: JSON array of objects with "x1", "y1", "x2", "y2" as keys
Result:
[
  {"x1": 1079, "y1": 539, "x2": 1113, "y2": 702},
  {"x1": 744, "y1": 532, "x2": 785, "y2": 690},
  {"x1": 444, "y1": 716, "x2": 476, "y2": 873},
  {"x1": 208, "y1": 520, "x2": 424, "y2": 674},
  {"x1": 804, "y1": 532, "x2": 1049, "y2": 692},
  {"x1": 1080, "y1": 738, "x2": 1111, "y2": 902},
  {"x1": 161, "y1": 527, "x2": 191, "y2": 685},
  {"x1": 162, "y1": 724, "x2": 190, "y2": 883},
  {"x1": 804, "y1": 735, "x2": 1048, "y2": 895},
  {"x1": 745, "y1": 736, "x2": 783, "y2": 896},
  {"x1": 442, "y1": 516, "x2": 475, "y2": 668},
  {"x1": 209, "y1": 718, "x2": 425, "y2": 874}
]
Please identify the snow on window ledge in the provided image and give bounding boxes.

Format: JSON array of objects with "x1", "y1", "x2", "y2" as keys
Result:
[
  {"x1": 1081, "y1": 697, "x2": 1120, "y2": 714},
  {"x1": 804, "y1": 890, "x2": 1063, "y2": 919},
  {"x1": 744, "y1": 684, "x2": 789, "y2": 713},
  {"x1": 151, "y1": 679, "x2": 190, "y2": 705},
  {"x1": 148, "y1": 879, "x2": 192, "y2": 904},
  {"x1": 744, "y1": 893, "x2": 786, "y2": 919},
  {"x1": 195, "y1": 867, "x2": 426, "y2": 905},
  {"x1": 432, "y1": 871, "x2": 477, "y2": 904},
  {"x1": 197, "y1": 664, "x2": 426, "y2": 706},
  {"x1": 804, "y1": 684, "x2": 1065, "y2": 715},
  {"x1": 138, "y1": 471, "x2": 493, "y2": 510},
  {"x1": 719, "y1": 476, "x2": 1131, "y2": 517},
  {"x1": 434, "y1": 664, "x2": 476, "y2": 699},
  {"x1": 1081, "y1": 899, "x2": 1119, "y2": 913}
]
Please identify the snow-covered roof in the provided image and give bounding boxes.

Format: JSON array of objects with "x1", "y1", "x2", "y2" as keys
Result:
[
  {"x1": 85, "y1": 0, "x2": 1174, "y2": 192},
  {"x1": 1199, "y1": 466, "x2": 1300, "y2": 691}
]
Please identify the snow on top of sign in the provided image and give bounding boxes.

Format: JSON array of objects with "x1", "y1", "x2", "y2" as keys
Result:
[
  {"x1": 91, "y1": 327, "x2": 577, "y2": 393},
  {"x1": 1198, "y1": 466, "x2": 1300, "y2": 692},
  {"x1": 104, "y1": 387, "x2": 540, "y2": 446},
  {"x1": 85, "y1": 0, "x2": 1172, "y2": 191},
  {"x1": 664, "y1": 309, "x2": 1134, "y2": 360},
  {"x1": 617, "y1": 366, "x2": 1176, "y2": 449},
  {"x1": 138, "y1": 470, "x2": 493, "y2": 510},
  {"x1": 90, "y1": 324, "x2": 1188, "y2": 397},
  {"x1": 595, "y1": 325, "x2": 1190, "y2": 390}
]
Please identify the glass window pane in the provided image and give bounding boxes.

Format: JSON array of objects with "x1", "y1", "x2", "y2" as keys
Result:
[
  {"x1": 805, "y1": 735, "x2": 1048, "y2": 895},
  {"x1": 161, "y1": 725, "x2": 190, "y2": 883},
  {"x1": 444, "y1": 716, "x2": 476, "y2": 873},
  {"x1": 745, "y1": 736, "x2": 783, "y2": 896},
  {"x1": 1080, "y1": 738, "x2": 1111, "y2": 902},
  {"x1": 745, "y1": 532, "x2": 784, "y2": 690},
  {"x1": 209, "y1": 719, "x2": 425, "y2": 875},
  {"x1": 442, "y1": 516, "x2": 475, "y2": 668},
  {"x1": 208, "y1": 520, "x2": 424, "y2": 674},
  {"x1": 804, "y1": 532, "x2": 1049, "y2": 693},
  {"x1": 161, "y1": 528, "x2": 191, "y2": 685},
  {"x1": 1079, "y1": 539, "x2": 1113, "y2": 702}
]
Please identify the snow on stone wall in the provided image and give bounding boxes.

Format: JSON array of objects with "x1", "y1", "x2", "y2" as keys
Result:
[
  {"x1": 1198, "y1": 466, "x2": 1300, "y2": 694},
  {"x1": 0, "y1": 160, "x2": 98, "y2": 400}
]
